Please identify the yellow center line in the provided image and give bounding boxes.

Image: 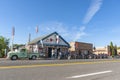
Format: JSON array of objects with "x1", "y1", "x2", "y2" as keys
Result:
[{"x1": 0, "y1": 60, "x2": 120, "y2": 69}]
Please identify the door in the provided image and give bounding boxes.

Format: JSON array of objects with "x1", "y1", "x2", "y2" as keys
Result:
[
  {"x1": 18, "y1": 49, "x2": 27, "y2": 58},
  {"x1": 57, "y1": 48, "x2": 60, "y2": 57},
  {"x1": 18, "y1": 52, "x2": 27, "y2": 58},
  {"x1": 48, "y1": 48, "x2": 52, "y2": 58}
]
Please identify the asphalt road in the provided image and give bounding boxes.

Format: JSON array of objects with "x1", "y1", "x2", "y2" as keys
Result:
[{"x1": 0, "y1": 58, "x2": 120, "y2": 80}]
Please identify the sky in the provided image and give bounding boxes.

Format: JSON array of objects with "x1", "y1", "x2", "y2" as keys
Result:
[{"x1": 0, "y1": 0, "x2": 120, "y2": 47}]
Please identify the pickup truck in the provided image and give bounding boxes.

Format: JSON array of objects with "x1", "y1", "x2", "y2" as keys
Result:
[{"x1": 7, "y1": 48, "x2": 39, "y2": 60}]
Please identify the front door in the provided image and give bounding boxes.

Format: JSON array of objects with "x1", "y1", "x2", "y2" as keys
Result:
[
  {"x1": 57, "y1": 48, "x2": 60, "y2": 56},
  {"x1": 48, "y1": 48, "x2": 52, "y2": 58}
]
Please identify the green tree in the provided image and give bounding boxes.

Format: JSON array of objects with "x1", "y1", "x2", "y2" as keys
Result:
[
  {"x1": 110, "y1": 42, "x2": 117, "y2": 57},
  {"x1": 110, "y1": 41, "x2": 115, "y2": 57},
  {"x1": 0, "y1": 36, "x2": 10, "y2": 57},
  {"x1": 114, "y1": 45, "x2": 117, "y2": 55}
]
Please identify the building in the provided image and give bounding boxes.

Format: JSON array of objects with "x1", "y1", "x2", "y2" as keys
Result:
[
  {"x1": 94, "y1": 46, "x2": 118, "y2": 56},
  {"x1": 117, "y1": 49, "x2": 120, "y2": 55},
  {"x1": 27, "y1": 32, "x2": 70, "y2": 58},
  {"x1": 69, "y1": 42, "x2": 93, "y2": 55},
  {"x1": 93, "y1": 47, "x2": 108, "y2": 55}
]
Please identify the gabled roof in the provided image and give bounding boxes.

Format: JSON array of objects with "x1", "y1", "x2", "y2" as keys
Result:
[
  {"x1": 28, "y1": 35, "x2": 47, "y2": 44},
  {"x1": 29, "y1": 32, "x2": 70, "y2": 47}
]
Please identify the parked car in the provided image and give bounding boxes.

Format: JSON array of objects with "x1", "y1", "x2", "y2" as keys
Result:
[{"x1": 6, "y1": 48, "x2": 39, "y2": 60}]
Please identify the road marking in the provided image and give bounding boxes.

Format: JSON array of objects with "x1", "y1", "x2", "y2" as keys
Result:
[
  {"x1": 0, "y1": 60, "x2": 120, "y2": 69},
  {"x1": 67, "y1": 70, "x2": 112, "y2": 79},
  {"x1": 0, "y1": 62, "x2": 104, "y2": 69}
]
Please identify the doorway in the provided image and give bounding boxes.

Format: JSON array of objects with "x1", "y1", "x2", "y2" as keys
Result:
[
  {"x1": 48, "y1": 48, "x2": 52, "y2": 58},
  {"x1": 57, "y1": 48, "x2": 60, "y2": 56}
]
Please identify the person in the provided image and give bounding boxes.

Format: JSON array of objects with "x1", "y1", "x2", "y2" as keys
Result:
[
  {"x1": 34, "y1": 45, "x2": 38, "y2": 53},
  {"x1": 67, "y1": 51, "x2": 71, "y2": 60},
  {"x1": 54, "y1": 49, "x2": 57, "y2": 59},
  {"x1": 51, "y1": 49, "x2": 55, "y2": 59},
  {"x1": 58, "y1": 51, "x2": 62, "y2": 59}
]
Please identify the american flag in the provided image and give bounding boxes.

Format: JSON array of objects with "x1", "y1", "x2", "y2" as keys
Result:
[
  {"x1": 12, "y1": 27, "x2": 15, "y2": 38},
  {"x1": 11, "y1": 26, "x2": 15, "y2": 51},
  {"x1": 28, "y1": 33, "x2": 31, "y2": 42},
  {"x1": 36, "y1": 26, "x2": 39, "y2": 33},
  {"x1": 40, "y1": 40, "x2": 43, "y2": 48},
  {"x1": 56, "y1": 35, "x2": 59, "y2": 44}
]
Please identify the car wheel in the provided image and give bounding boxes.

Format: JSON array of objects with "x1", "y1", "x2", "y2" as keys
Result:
[
  {"x1": 11, "y1": 55, "x2": 18, "y2": 60},
  {"x1": 31, "y1": 55, "x2": 37, "y2": 60}
]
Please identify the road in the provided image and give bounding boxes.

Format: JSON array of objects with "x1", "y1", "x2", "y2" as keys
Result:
[{"x1": 0, "y1": 59, "x2": 120, "y2": 80}]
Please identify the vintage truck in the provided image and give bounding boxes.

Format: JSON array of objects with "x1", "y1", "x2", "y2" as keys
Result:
[{"x1": 6, "y1": 48, "x2": 39, "y2": 60}]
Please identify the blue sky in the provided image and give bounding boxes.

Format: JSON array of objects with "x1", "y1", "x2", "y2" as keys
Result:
[{"x1": 0, "y1": 0, "x2": 120, "y2": 47}]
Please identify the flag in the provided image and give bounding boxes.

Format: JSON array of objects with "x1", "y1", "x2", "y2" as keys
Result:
[
  {"x1": 11, "y1": 26, "x2": 15, "y2": 51},
  {"x1": 36, "y1": 26, "x2": 39, "y2": 33},
  {"x1": 40, "y1": 40, "x2": 43, "y2": 48},
  {"x1": 56, "y1": 35, "x2": 59, "y2": 44},
  {"x1": 28, "y1": 33, "x2": 31, "y2": 43},
  {"x1": 12, "y1": 27, "x2": 15, "y2": 38}
]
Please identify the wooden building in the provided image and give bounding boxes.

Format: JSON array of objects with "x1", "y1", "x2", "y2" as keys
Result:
[{"x1": 27, "y1": 32, "x2": 70, "y2": 58}]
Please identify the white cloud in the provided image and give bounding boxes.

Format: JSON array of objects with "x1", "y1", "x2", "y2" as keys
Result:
[
  {"x1": 40, "y1": 21, "x2": 68, "y2": 34},
  {"x1": 39, "y1": 21, "x2": 87, "y2": 42},
  {"x1": 39, "y1": 21, "x2": 68, "y2": 36},
  {"x1": 37, "y1": 0, "x2": 103, "y2": 42},
  {"x1": 73, "y1": 26, "x2": 87, "y2": 41},
  {"x1": 73, "y1": 0, "x2": 103, "y2": 41},
  {"x1": 83, "y1": 0, "x2": 103, "y2": 24}
]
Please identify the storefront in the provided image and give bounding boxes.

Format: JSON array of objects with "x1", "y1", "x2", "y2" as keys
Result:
[
  {"x1": 27, "y1": 32, "x2": 70, "y2": 58},
  {"x1": 69, "y1": 42, "x2": 93, "y2": 58}
]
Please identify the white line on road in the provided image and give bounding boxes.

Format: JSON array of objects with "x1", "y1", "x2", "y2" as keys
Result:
[{"x1": 67, "y1": 70, "x2": 112, "y2": 79}]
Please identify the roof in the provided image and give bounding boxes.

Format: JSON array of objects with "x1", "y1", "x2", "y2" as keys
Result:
[
  {"x1": 28, "y1": 32, "x2": 70, "y2": 47},
  {"x1": 75, "y1": 41, "x2": 93, "y2": 45},
  {"x1": 28, "y1": 35, "x2": 48, "y2": 44}
]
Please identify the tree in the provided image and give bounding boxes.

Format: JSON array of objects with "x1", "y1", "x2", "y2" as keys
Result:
[
  {"x1": 110, "y1": 42, "x2": 117, "y2": 57},
  {"x1": 0, "y1": 36, "x2": 10, "y2": 57},
  {"x1": 110, "y1": 42, "x2": 114, "y2": 57},
  {"x1": 114, "y1": 45, "x2": 117, "y2": 55}
]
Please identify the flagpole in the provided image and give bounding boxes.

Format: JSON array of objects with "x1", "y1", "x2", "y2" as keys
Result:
[
  {"x1": 11, "y1": 36, "x2": 14, "y2": 51},
  {"x1": 36, "y1": 26, "x2": 39, "y2": 52},
  {"x1": 28, "y1": 33, "x2": 31, "y2": 43},
  {"x1": 36, "y1": 25, "x2": 39, "y2": 38},
  {"x1": 11, "y1": 27, "x2": 15, "y2": 51}
]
